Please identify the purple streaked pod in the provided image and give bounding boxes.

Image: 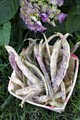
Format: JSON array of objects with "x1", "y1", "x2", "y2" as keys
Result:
[
  {"x1": 52, "y1": 33, "x2": 70, "y2": 92},
  {"x1": 5, "y1": 45, "x2": 40, "y2": 84}
]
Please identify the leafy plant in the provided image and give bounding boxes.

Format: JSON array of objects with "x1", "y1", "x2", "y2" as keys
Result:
[
  {"x1": 0, "y1": 0, "x2": 20, "y2": 25},
  {"x1": 0, "y1": 21, "x2": 11, "y2": 46}
]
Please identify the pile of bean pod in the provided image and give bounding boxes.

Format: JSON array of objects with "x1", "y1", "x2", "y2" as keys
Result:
[{"x1": 6, "y1": 33, "x2": 78, "y2": 107}]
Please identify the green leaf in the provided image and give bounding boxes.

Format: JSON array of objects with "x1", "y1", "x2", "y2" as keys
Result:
[
  {"x1": 72, "y1": 7, "x2": 80, "y2": 15},
  {"x1": 73, "y1": 8, "x2": 80, "y2": 15},
  {"x1": 75, "y1": 118, "x2": 80, "y2": 120},
  {"x1": 66, "y1": 15, "x2": 80, "y2": 33},
  {"x1": 0, "y1": 0, "x2": 20, "y2": 25},
  {"x1": 76, "y1": 0, "x2": 80, "y2": 5},
  {"x1": 0, "y1": 22, "x2": 11, "y2": 46},
  {"x1": 72, "y1": 0, "x2": 80, "y2": 15}
]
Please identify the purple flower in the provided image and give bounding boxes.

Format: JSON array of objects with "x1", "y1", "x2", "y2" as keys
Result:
[
  {"x1": 28, "y1": 24, "x2": 35, "y2": 31},
  {"x1": 28, "y1": 21, "x2": 46, "y2": 32},
  {"x1": 40, "y1": 13, "x2": 49, "y2": 22},
  {"x1": 35, "y1": 21, "x2": 46, "y2": 32},
  {"x1": 58, "y1": 13, "x2": 67, "y2": 23},
  {"x1": 57, "y1": 0, "x2": 64, "y2": 6},
  {"x1": 20, "y1": 0, "x2": 65, "y2": 32}
]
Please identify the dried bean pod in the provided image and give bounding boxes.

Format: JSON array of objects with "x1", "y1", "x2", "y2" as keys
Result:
[
  {"x1": 43, "y1": 33, "x2": 51, "y2": 59},
  {"x1": 33, "y1": 95, "x2": 49, "y2": 104},
  {"x1": 8, "y1": 51, "x2": 22, "y2": 79},
  {"x1": 60, "y1": 81, "x2": 66, "y2": 101},
  {"x1": 24, "y1": 60, "x2": 47, "y2": 87},
  {"x1": 34, "y1": 46, "x2": 53, "y2": 97},
  {"x1": 71, "y1": 42, "x2": 80, "y2": 54},
  {"x1": 52, "y1": 33, "x2": 70, "y2": 92},
  {"x1": 16, "y1": 81, "x2": 44, "y2": 96},
  {"x1": 10, "y1": 76, "x2": 25, "y2": 88},
  {"x1": 50, "y1": 40, "x2": 61, "y2": 82},
  {"x1": 5, "y1": 46, "x2": 40, "y2": 84}
]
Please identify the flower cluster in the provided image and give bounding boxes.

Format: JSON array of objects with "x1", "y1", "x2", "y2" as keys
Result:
[{"x1": 20, "y1": 0, "x2": 67, "y2": 32}]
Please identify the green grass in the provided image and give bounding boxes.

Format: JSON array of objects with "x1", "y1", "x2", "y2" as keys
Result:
[{"x1": 0, "y1": 18, "x2": 80, "y2": 120}]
